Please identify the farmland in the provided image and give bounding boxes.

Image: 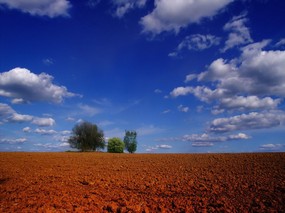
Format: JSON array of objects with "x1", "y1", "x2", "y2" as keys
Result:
[{"x1": 1, "y1": 152, "x2": 285, "y2": 212}]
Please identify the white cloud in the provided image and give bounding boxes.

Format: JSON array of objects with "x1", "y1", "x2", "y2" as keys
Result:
[
  {"x1": 209, "y1": 111, "x2": 285, "y2": 133},
  {"x1": 0, "y1": 103, "x2": 15, "y2": 117},
  {"x1": 0, "y1": 103, "x2": 55, "y2": 126},
  {"x1": 141, "y1": 0, "x2": 233, "y2": 35},
  {"x1": 112, "y1": 0, "x2": 148, "y2": 18},
  {"x1": 23, "y1": 127, "x2": 31, "y2": 133},
  {"x1": 219, "y1": 96, "x2": 281, "y2": 111},
  {"x1": 170, "y1": 86, "x2": 192, "y2": 97},
  {"x1": 0, "y1": 137, "x2": 27, "y2": 144},
  {"x1": 183, "y1": 132, "x2": 250, "y2": 142},
  {"x1": 32, "y1": 117, "x2": 55, "y2": 127},
  {"x1": 34, "y1": 128, "x2": 57, "y2": 135},
  {"x1": 172, "y1": 40, "x2": 285, "y2": 112},
  {"x1": 222, "y1": 13, "x2": 253, "y2": 52},
  {"x1": 192, "y1": 142, "x2": 214, "y2": 147},
  {"x1": 178, "y1": 104, "x2": 189, "y2": 113},
  {"x1": 259, "y1": 143, "x2": 284, "y2": 151},
  {"x1": 170, "y1": 34, "x2": 220, "y2": 56},
  {"x1": 185, "y1": 74, "x2": 197, "y2": 83},
  {"x1": 0, "y1": 0, "x2": 71, "y2": 18},
  {"x1": 8, "y1": 113, "x2": 33, "y2": 123},
  {"x1": 156, "y1": 144, "x2": 172, "y2": 149},
  {"x1": 11, "y1": 98, "x2": 27, "y2": 104},
  {"x1": 0, "y1": 68, "x2": 78, "y2": 104}
]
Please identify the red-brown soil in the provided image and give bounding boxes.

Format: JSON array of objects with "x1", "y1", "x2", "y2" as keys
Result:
[{"x1": 1, "y1": 152, "x2": 285, "y2": 212}]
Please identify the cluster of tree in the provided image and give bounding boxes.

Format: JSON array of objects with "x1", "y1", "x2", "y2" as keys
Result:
[{"x1": 68, "y1": 121, "x2": 137, "y2": 153}]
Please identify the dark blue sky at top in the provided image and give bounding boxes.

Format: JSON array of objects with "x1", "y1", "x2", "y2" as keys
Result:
[{"x1": 0, "y1": 0, "x2": 285, "y2": 153}]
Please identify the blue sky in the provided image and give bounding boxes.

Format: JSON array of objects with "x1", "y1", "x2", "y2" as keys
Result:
[{"x1": 0, "y1": 0, "x2": 285, "y2": 153}]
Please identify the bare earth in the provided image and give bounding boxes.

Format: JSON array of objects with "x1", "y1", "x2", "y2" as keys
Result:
[{"x1": 1, "y1": 152, "x2": 285, "y2": 212}]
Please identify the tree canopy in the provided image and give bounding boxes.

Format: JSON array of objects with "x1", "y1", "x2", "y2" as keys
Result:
[
  {"x1": 107, "y1": 137, "x2": 124, "y2": 153},
  {"x1": 68, "y1": 121, "x2": 105, "y2": 152},
  {"x1": 124, "y1": 130, "x2": 137, "y2": 153}
]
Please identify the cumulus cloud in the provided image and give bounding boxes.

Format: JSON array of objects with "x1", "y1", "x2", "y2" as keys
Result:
[
  {"x1": 34, "y1": 128, "x2": 57, "y2": 135},
  {"x1": 169, "y1": 34, "x2": 220, "y2": 56},
  {"x1": 0, "y1": 103, "x2": 55, "y2": 126},
  {"x1": 23, "y1": 127, "x2": 31, "y2": 133},
  {"x1": 0, "y1": 0, "x2": 71, "y2": 18},
  {"x1": 112, "y1": 0, "x2": 148, "y2": 18},
  {"x1": 222, "y1": 13, "x2": 253, "y2": 52},
  {"x1": 171, "y1": 40, "x2": 285, "y2": 112},
  {"x1": 32, "y1": 117, "x2": 55, "y2": 127},
  {"x1": 141, "y1": 0, "x2": 233, "y2": 34},
  {"x1": 209, "y1": 111, "x2": 285, "y2": 133},
  {"x1": 0, "y1": 68, "x2": 78, "y2": 104}
]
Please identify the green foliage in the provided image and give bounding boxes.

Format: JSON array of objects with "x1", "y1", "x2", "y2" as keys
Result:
[
  {"x1": 124, "y1": 130, "x2": 137, "y2": 153},
  {"x1": 107, "y1": 137, "x2": 124, "y2": 153},
  {"x1": 68, "y1": 121, "x2": 105, "y2": 152}
]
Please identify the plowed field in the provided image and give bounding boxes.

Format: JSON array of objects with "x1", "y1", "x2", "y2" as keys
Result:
[{"x1": 1, "y1": 152, "x2": 285, "y2": 212}]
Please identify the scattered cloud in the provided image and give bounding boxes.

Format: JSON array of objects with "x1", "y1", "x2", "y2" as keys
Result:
[
  {"x1": 34, "y1": 128, "x2": 57, "y2": 135},
  {"x1": 32, "y1": 117, "x2": 55, "y2": 127},
  {"x1": 22, "y1": 127, "x2": 31, "y2": 133},
  {"x1": 141, "y1": 0, "x2": 233, "y2": 35},
  {"x1": 0, "y1": 67, "x2": 79, "y2": 104},
  {"x1": 259, "y1": 143, "x2": 284, "y2": 151},
  {"x1": 144, "y1": 144, "x2": 172, "y2": 152},
  {"x1": 222, "y1": 13, "x2": 253, "y2": 52},
  {"x1": 0, "y1": 138, "x2": 27, "y2": 144},
  {"x1": 157, "y1": 144, "x2": 172, "y2": 149},
  {"x1": 192, "y1": 142, "x2": 214, "y2": 147},
  {"x1": 177, "y1": 105, "x2": 189, "y2": 113},
  {"x1": 111, "y1": 0, "x2": 148, "y2": 18},
  {"x1": 171, "y1": 40, "x2": 285, "y2": 114},
  {"x1": 0, "y1": 103, "x2": 55, "y2": 126},
  {"x1": 169, "y1": 34, "x2": 220, "y2": 57},
  {"x1": 209, "y1": 111, "x2": 285, "y2": 133},
  {"x1": 182, "y1": 132, "x2": 250, "y2": 142},
  {"x1": 0, "y1": 0, "x2": 71, "y2": 18}
]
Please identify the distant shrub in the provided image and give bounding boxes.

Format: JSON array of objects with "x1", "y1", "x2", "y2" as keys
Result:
[{"x1": 107, "y1": 137, "x2": 124, "y2": 153}]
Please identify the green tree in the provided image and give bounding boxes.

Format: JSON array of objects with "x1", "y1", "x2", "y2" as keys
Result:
[
  {"x1": 124, "y1": 130, "x2": 137, "y2": 153},
  {"x1": 68, "y1": 121, "x2": 105, "y2": 152},
  {"x1": 107, "y1": 137, "x2": 124, "y2": 153}
]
